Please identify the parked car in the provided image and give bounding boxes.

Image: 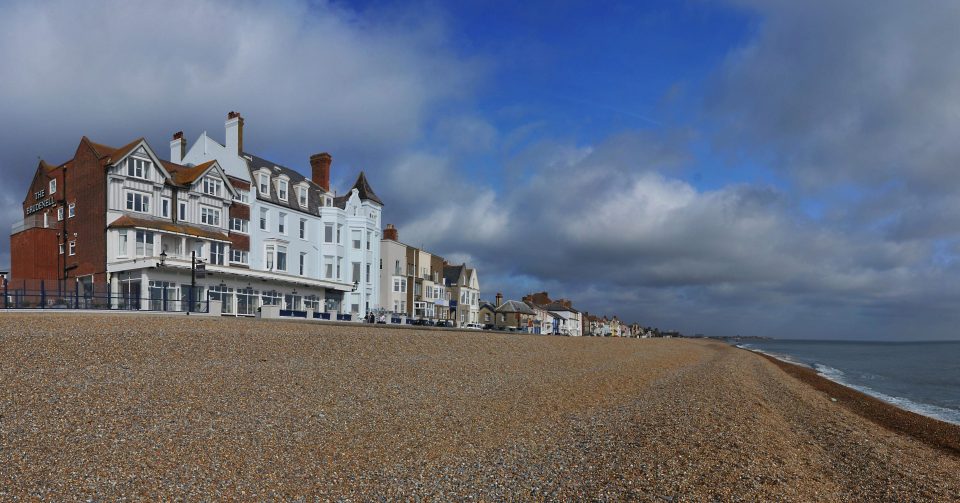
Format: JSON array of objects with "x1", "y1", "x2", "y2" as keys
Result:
[
  {"x1": 435, "y1": 320, "x2": 453, "y2": 328},
  {"x1": 464, "y1": 323, "x2": 483, "y2": 330},
  {"x1": 482, "y1": 323, "x2": 495, "y2": 330}
]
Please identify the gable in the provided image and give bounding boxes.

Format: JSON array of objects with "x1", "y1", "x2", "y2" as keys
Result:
[{"x1": 109, "y1": 139, "x2": 173, "y2": 182}]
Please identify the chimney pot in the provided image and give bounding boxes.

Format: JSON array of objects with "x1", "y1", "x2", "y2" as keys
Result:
[
  {"x1": 310, "y1": 152, "x2": 332, "y2": 192},
  {"x1": 383, "y1": 224, "x2": 399, "y2": 241}
]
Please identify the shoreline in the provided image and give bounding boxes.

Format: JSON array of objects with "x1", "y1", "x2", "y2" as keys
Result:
[{"x1": 739, "y1": 346, "x2": 960, "y2": 456}]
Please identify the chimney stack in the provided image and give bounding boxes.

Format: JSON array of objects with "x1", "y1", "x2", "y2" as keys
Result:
[
  {"x1": 225, "y1": 111, "x2": 244, "y2": 155},
  {"x1": 170, "y1": 131, "x2": 186, "y2": 164},
  {"x1": 383, "y1": 224, "x2": 398, "y2": 241},
  {"x1": 310, "y1": 152, "x2": 332, "y2": 192},
  {"x1": 495, "y1": 292, "x2": 503, "y2": 306}
]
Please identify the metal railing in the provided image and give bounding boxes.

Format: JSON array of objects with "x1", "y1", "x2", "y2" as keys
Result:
[{"x1": 2, "y1": 279, "x2": 209, "y2": 313}]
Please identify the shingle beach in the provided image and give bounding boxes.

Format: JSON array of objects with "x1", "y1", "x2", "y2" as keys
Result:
[{"x1": 1, "y1": 313, "x2": 958, "y2": 501}]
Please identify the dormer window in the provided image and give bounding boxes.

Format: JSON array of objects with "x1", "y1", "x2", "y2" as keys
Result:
[
  {"x1": 202, "y1": 176, "x2": 223, "y2": 197},
  {"x1": 127, "y1": 158, "x2": 150, "y2": 179},
  {"x1": 278, "y1": 179, "x2": 288, "y2": 201},
  {"x1": 298, "y1": 186, "x2": 308, "y2": 207},
  {"x1": 258, "y1": 173, "x2": 270, "y2": 196}
]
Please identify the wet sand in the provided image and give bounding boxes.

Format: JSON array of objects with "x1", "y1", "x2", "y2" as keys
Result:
[{"x1": 0, "y1": 313, "x2": 957, "y2": 500}]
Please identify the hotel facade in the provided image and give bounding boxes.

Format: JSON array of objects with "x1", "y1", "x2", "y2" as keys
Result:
[{"x1": 9, "y1": 113, "x2": 382, "y2": 318}]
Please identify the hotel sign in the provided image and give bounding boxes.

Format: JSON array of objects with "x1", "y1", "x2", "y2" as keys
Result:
[{"x1": 26, "y1": 198, "x2": 54, "y2": 215}]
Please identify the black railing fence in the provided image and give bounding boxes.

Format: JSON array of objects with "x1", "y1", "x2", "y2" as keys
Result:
[{"x1": 1, "y1": 278, "x2": 209, "y2": 313}]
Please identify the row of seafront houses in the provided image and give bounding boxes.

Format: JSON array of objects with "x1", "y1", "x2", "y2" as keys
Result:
[{"x1": 4, "y1": 112, "x2": 651, "y2": 335}]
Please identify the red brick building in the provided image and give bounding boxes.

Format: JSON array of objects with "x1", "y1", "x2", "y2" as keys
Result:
[{"x1": 10, "y1": 136, "x2": 122, "y2": 290}]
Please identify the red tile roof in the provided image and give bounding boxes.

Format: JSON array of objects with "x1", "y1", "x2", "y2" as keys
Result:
[{"x1": 109, "y1": 215, "x2": 229, "y2": 241}]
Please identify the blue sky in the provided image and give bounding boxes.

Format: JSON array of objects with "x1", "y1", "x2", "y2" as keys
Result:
[{"x1": 3, "y1": 0, "x2": 960, "y2": 339}]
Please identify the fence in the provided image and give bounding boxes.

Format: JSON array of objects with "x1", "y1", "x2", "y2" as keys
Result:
[{"x1": 1, "y1": 278, "x2": 209, "y2": 313}]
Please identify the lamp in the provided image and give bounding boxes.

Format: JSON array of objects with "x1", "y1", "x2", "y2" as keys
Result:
[{"x1": 157, "y1": 250, "x2": 167, "y2": 267}]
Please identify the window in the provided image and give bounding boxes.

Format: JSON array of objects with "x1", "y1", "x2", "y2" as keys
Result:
[
  {"x1": 337, "y1": 225, "x2": 342, "y2": 244},
  {"x1": 324, "y1": 224, "x2": 333, "y2": 243},
  {"x1": 68, "y1": 241, "x2": 76, "y2": 256},
  {"x1": 366, "y1": 231, "x2": 371, "y2": 250},
  {"x1": 394, "y1": 260, "x2": 401, "y2": 275},
  {"x1": 230, "y1": 249, "x2": 249, "y2": 264},
  {"x1": 324, "y1": 256, "x2": 334, "y2": 279},
  {"x1": 135, "y1": 231, "x2": 154, "y2": 257},
  {"x1": 57, "y1": 207, "x2": 64, "y2": 221},
  {"x1": 265, "y1": 244, "x2": 275, "y2": 270},
  {"x1": 230, "y1": 218, "x2": 249, "y2": 234},
  {"x1": 118, "y1": 230, "x2": 128, "y2": 257},
  {"x1": 59, "y1": 243, "x2": 64, "y2": 255},
  {"x1": 278, "y1": 212, "x2": 286, "y2": 234},
  {"x1": 68, "y1": 203, "x2": 76, "y2": 218},
  {"x1": 125, "y1": 191, "x2": 151, "y2": 213},
  {"x1": 258, "y1": 173, "x2": 270, "y2": 196},
  {"x1": 202, "y1": 177, "x2": 223, "y2": 197},
  {"x1": 299, "y1": 218, "x2": 307, "y2": 239},
  {"x1": 277, "y1": 246, "x2": 287, "y2": 271},
  {"x1": 298, "y1": 186, "x2": 308, "y2": 207},
  {"x1": 127, "y1": 158, "x2": 150, "y2": 179},
  {"x1": 209, "y1": 242, "x2": 225, "y2": 265},
  {"x1": 49, "y1": 179, "x2": 56, "y2": 194},
  {"x1": 200, "y1": 206, "x2": 221, "y2": 226},
  {"x1": 336, "y1": 257, "x2": 341, "y2": 279},
  {"x1": 277, "y1": 179, "x2": 288, "y2": 201},
  {"x1": 255, "y1": 208, "x2": 268, "y2": 231},
  {"x1": 179, "y1": 201, "x2": 187, "y2": 221},
  {"x1": 352, "y1": 262, "x2": 361, "y2": 282},
  {"x1": 352, "y1": 230, "x2": 361, "y2": 249},
  {"x1": 161, "y1": 198, "x2": 170, "y2": 218},
  {"x1": 299, "y1": 252, "x2": 307, "y2": 275},
  {"x1": 233, "y1": 189, "x2": 250, "y2": 204},
  {"x1": 366, "y1": 263, "x2": 371, "y2": 282}
]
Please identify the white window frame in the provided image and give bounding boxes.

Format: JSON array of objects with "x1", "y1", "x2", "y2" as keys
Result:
[
  {"x1": 324, "y1": 224, "x2": 334, "y2": 243},
  {"x1": 278, "y1": 212, "x2": 286, "y2": 235},
  {"x1": 117, "y1": 230, "x2": 128, "y2": 258},
  {"x1": 298, "y1": 186, "x2": 308, "y2": 207},
  {"x1": 200, "y1": 206, "x2": 221, "y2": 227},
  {"x1": 68, "y1": 203, "x2": 75, "y2": 218},
  {"x1": 230, "y1": 218, "x2": 249, "y2": 234},
  {"x1": 202, "y1": 176, "x2": 223, "y2": 197},
  {"x1": 68, "y1": 240, "x2": 76, "y2": 256},
  {"x1": 57, "y1": 207, "x2": 64, "y2": 221},
  {"x1": 209, "y1": 242, "x2": 225, "y2": 265},
  {"x1": 49, "y1": 178, "x2": 56, "y2": 194},
  {"x1": 178, "y1": 201, "x2": 187, "y2": 221},
  {"x1": 230, "y1": 249, "x2": 249, "y2": 265},
  {"x1": 260, "y1": 208, "x2": 269, "y2": 231},
  {"x1": 277, "y1": 179, "x2": 288, "y2": 202},
  {"x1": 258, "y1": 173, "x2": 270, "y2": 196},
  {"x1": 299, "y1": 218, "x2": 307, "y2": 240},
  {"x1": 127, "y1": 157, "x2": 150, "y2": 179},
  {"x1": 135, "y1": 231, "x2": 154, "y2": 257},
  {"x1": 125, "y1": 190, "x2": 151, "y2": 214},
  {"x1": 233, "y1": 189, "x2": 250, "y2": 205},
  {"x1": 161, "y1": 198, "x2": 171, "y2": 219},
  {"x1": 299, "y1": 252, "x2": 307, "y2": 276}
]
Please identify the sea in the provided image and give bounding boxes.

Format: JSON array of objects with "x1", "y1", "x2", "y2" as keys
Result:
[{"x1": 736, "y1": 339, "x2": 960, "y2": 425}]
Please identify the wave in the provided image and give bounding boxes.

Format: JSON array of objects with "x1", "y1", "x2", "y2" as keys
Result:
[
  {"x1": 737, "y1": 345, "x2": 960, "y2": 426},
  {"x1": 811, "y1": 363, "x2": 960, "y2": 426}
]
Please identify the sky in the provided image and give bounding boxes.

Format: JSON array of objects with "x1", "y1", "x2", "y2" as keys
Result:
[{"x1": 2, "y1": 0, "x2": 960, "y2": 340}]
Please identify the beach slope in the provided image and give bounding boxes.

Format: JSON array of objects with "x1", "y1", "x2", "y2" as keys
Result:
[{"x1": 0, "y1": 313, "x2": 957, "y2": 500}]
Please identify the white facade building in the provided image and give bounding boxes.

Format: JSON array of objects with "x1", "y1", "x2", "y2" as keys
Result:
[{"x1": 177, "y1": 113, "x2": 382, "y2": 317}]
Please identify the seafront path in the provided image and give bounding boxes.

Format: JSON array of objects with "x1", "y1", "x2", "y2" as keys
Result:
[{"x1": 0, "y1": 313, "x2": 957, "y2": 500}]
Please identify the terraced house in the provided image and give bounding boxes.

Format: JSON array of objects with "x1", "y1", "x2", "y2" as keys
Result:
[{"x1": 177, "y1": 112, "x2": 383, "y2": 317}]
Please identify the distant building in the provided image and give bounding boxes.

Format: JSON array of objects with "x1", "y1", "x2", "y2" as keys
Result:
[{"x1": 378, "y1": 224, "x2": 476, "y2": 325}]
